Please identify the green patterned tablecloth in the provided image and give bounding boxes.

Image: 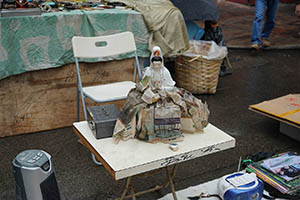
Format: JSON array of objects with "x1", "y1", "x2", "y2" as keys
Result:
[{"x1": 0, "y1": 9, "x2": 150, "y2": 80}]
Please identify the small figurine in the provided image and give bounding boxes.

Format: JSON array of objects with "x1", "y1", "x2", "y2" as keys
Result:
[
  {"x1": 113, "y1": 46, "x2": 210, "y2": 144},
  {"x1": 143, "y1": 46, "x2": 175, "y2": 91}
]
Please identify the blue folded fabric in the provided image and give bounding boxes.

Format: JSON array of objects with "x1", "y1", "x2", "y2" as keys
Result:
[{"x1": 185, "y1": 20, "x2": 205, "y2": 40}]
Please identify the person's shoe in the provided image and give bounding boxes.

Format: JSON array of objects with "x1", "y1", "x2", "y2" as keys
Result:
[
  {"x1": 262, "y1": 38, "x2": 271, "y2": 47},
  {"x1": 251, "y1": 43, "x2": 260, "y2": 51}
]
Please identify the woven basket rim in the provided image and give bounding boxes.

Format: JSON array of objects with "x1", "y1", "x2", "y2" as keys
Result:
[{"x1": 175, "y1": 55, "x2": 222, "y2": 94}]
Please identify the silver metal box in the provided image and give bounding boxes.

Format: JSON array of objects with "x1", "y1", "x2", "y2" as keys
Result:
[
  {"x1": 87, "y1": 105, "x2": 120, "y2": 139},
  {"x1": 12, "y1": 149, "x2": 60, "y2": 200}
]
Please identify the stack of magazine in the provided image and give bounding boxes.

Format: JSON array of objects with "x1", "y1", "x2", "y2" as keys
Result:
[{"x1": 246, "y1": 152, "x2": 300, "y2": 195}]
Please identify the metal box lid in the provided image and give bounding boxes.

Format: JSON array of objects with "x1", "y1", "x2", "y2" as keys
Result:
[{"x1": 87, "y1": 105, "x2": 120, "y2": 124}]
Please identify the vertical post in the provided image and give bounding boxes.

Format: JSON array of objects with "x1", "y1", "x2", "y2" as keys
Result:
[
  {"x1": 134, "y1": 52, "x2": 142, "y2": 80},
  {"x1": 129, "y1": 183, "x2": 136, "y2": 200},
  {"x1": 166, "y1": 166, "x2": 177, "y2": 200},
  {"x1": 76, "y1": 75, "x2": 80, "y2": 122},
  {"x1": 120, "y1": 177, "x2": 132, "y2": 200},
  {"x1": 74, "y1": 57, "x2": 87, "y2": 120}
]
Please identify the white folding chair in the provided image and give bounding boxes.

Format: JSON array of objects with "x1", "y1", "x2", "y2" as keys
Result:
[
  {"x1": 72, "y1": 31, "x2": 142, "y2": 121},
  {"x1": 72, "y1": 32, "x2": 142, "y2": 166}
]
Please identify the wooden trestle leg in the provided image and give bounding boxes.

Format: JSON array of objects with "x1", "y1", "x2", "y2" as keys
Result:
[
  {"x1": 166, "y1": 166, "x2": 177, "y2": 200},
  {"x1": 116, "y1": 165, "x2": 178, "y2": 200}
]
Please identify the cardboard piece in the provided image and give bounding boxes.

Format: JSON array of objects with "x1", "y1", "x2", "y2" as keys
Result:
[{"x1": 249, "y1": 94, "x2": 300, "y2": 129}]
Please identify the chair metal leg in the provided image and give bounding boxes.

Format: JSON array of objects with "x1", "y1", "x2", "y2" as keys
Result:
[
  {"x1": 81, "y1": 94, "x2": 87, "y2": 121},
  {"x1": 77, "y1": 88, "x2": 87, "y2": 121},
  {"x1": 133, "y1": 64, "x2": 137, "y2": 82},
  {"x1": 134, "y1": 53, "x2": 142, "y2": 79},
  {"x1": 76, "y1": 87, "x2": 80, "y2": 122},
  {"x1": 91, "y1": 153, "x2": 102, "y2": 166}
]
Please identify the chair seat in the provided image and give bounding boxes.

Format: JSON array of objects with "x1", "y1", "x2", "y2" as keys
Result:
[{"x1": 83, "y1": 81, "x2": 136, "y2": 103}]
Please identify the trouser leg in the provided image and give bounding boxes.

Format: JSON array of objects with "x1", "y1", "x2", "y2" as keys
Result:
[
  {"x1": 251, "y1": 0, "x2": 267, "y2": 44},
  {"x1": 262, "y1": 0, "x2": 279, "y2": 39}
]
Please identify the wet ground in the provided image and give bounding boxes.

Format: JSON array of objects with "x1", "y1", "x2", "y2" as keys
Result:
[
  {"x1": 217, "y1": 2, "x2": 300, "y2": 48},
  {"x1": 1, "y1": 48, "x2": 300, "y2": 200}
]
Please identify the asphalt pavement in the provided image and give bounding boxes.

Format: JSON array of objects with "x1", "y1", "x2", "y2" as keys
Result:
[
  {"x1": 0, "y1": 2, "x2": 300, "y2": 200},
  {"x1": 218, "y1": 1, "x2": 300, "y2": 48}
]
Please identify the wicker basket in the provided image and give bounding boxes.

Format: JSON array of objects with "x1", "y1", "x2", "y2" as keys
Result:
[{"x1": 175, "y1": 55, "x2": 222, "y2": 94}]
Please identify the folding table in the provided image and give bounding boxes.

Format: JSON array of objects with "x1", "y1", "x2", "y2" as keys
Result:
[{"x1": 73, "y1": 121, "x2": 235, "y2": 200}]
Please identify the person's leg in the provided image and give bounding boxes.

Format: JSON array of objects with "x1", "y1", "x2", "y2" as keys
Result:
[
  {"x1": 251, "y1": 0, "x2": 267, "y2": 45},
  {"x1": 261, "y1": 0, "x2": 279, "y2": 39}
]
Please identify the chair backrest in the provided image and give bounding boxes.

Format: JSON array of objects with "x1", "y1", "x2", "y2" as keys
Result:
[{"x1": 72, "y1": 31, "x2": 137, "y2": 58}]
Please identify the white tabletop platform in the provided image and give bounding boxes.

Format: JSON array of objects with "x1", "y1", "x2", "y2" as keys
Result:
[
  {"x1": 159, "y1": 170, "x2": 278, "y2": 200},
  {"x1": 73, "y1": 121, "x2": 236, "y2": 180}
]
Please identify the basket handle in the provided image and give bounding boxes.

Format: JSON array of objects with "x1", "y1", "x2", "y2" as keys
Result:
[{"x1": 188, "y1": 55, "x2": 203, "y2": 63}]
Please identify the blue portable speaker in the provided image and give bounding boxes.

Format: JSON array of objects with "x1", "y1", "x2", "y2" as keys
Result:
[{"x1": 218, "y1": 172, "x2": 264, "y2": 200}]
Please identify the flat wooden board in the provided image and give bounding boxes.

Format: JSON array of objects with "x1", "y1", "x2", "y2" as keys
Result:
[
  {"x1": 73, "y1": 121, "x2": 236, "y2": 180},
  {"x1": 0, "y1": 59, "x2": 134, "y2": 137},
  {"x1": 249, "y1": 94, "x2": 300, "y2": 129},
  {"x1": 249, "y1": 107, "x2": 300, "y2": 129}
]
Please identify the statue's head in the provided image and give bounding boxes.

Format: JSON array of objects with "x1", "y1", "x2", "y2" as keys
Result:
[{"x1": 150, "y1": 46, "x2": 163, "y2": 70}]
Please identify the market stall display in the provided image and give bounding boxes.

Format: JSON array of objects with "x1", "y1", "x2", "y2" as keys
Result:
[
  {"x1": 72, "y1": 120, "x2": 236, "y2": 199},
  {"x1": 0, "y1": 8, "x2": 150, "y2": 137},
  {"x1": 247, "y1": 152, "x2": 300, "y2": 197},
  {"x1": 109, "y1": 0, "x2": 190, "y2": 57},
  {"x1": 113, "y1": 46, "x2": 210, "y2": 144},
  {"x1": 0, "y1": 8, "x2": 149, "y2": 81}
]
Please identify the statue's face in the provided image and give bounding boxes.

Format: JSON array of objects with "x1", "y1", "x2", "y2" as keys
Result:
[
  {"x1": 152, "y1": 61, "x2": 162, "y2": 70},
  {"x1": 153, "y1": 49, "x2": 160, "y2": 57}
]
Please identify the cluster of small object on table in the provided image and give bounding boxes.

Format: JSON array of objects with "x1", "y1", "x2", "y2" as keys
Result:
[
  {"x1": 112, "y1": 46, "x2": 210, "y2": 149},
  {"x1": 0, "y1": 0, "x2": 126, "y2": 14}
]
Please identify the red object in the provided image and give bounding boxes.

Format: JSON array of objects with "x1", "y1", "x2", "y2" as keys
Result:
[
  {"x1": 227, "y1": 0, "x2": 251, "y2": 5},
  {"x1": 227, "y1": 0, "x2": 255, "y2": 5},
  {"x1": 16, "y1": 0, "x2": 28, "y2": 8},
  {"x1": 249, "y1": 0, "x2": 255, "y2": 5},
  {"x1": 280, "y1": 0, "x2": 296, "y2": 3},
  {"x1": 228, "y1": 0, "x2": 296, "y2": 5}
]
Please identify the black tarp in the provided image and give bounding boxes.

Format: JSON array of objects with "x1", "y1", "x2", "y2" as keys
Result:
[{"x1": 170, "y1": 0, "x2": 219, "y2": 21}]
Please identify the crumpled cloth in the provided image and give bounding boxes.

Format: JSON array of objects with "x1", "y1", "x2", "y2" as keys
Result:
[
  {"x1": 109, "y1": 0, "x2": 190, "y2": 57},
  {"x1": 113, "y1": 85, "x2": 210, "y2": 143}
]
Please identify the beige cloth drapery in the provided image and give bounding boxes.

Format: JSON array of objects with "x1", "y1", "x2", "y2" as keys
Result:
[{"x1": 111, "y1": 0, "x2": 190, "y2": 57}]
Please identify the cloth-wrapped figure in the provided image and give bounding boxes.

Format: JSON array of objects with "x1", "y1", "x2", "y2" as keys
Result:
[
  {"x1": 113, "y1": 46, "x2": 210, "y2": 143},
  {"x1": 143, "y1": 46, "x2": 175, "y2": 91}
]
